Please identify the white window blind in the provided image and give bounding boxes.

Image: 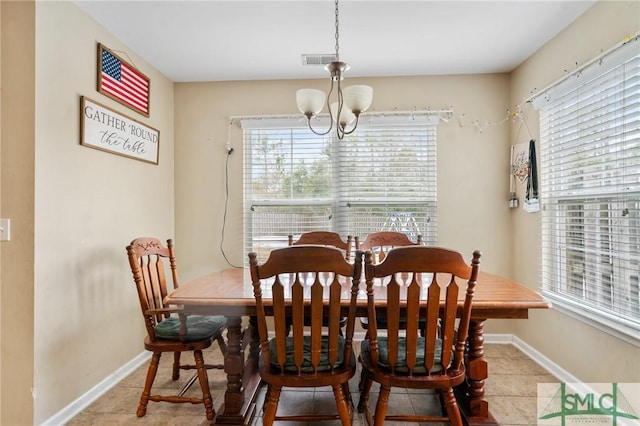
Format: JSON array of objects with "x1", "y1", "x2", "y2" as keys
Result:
[
  {"x1": 533, "y1": 37, "x2": 640, "y2": 341},
  {"x1": 242, "y1": 116, "x2": 438, "y2": 263},
  {"x1": 336, "y1": 125, "x2": 437, "y2": 243}
]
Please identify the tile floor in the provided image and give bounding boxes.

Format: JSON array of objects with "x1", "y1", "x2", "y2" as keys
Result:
[{"x1": 66, "y1": 342, "x2": 559, "y2": 425}]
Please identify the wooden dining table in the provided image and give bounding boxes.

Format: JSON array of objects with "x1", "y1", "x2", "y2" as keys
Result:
[{"x1": 164, "y1": 267, "x2": 551, "y2": 425}]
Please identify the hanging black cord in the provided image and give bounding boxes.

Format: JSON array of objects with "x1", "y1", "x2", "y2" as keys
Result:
[
  {"x1": 525, "y1": 139, "x2": 538, "y2": 201},
  {"x1": 220, "y1": 148, "x2": 242, "y2": 268}
]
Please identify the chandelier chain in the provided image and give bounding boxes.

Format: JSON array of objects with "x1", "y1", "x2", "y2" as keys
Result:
[
  {"x1": 334, "y1": 0, "x2": 340, "y2": 60},
  {"x1": 296, "y1": 0, "x2": 372, "y2": 140}
]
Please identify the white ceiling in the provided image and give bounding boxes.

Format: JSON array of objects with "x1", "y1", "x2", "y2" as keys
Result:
[{"x1": 73, "y1": 0, "x2": 597, "y2": 83}]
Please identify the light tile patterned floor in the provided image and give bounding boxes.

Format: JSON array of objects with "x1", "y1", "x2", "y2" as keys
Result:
[{"x1": 66, "y1": 343, "x2": 559, "y2": 425}]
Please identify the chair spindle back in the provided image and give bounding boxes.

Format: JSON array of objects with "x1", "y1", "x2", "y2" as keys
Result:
[
  {"x1": 127, "y1": 237, "x2": 179, "y2": 339},
  {"x1": 249, "y1": 246, "x2": 362, "y2": 375},
  {"x1": 364, "y1": 246, "x2": 481, "y2": 374}
]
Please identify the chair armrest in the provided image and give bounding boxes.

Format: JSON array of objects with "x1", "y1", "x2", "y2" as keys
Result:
[{"x1": 145, "y1": 306, "x2": 184, "y2": 316}]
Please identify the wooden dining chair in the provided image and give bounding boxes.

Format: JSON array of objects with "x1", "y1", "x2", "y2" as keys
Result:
[
  {"x1": 249, "y1": 245, "x2": 363, "y2": 425},
  {"x1": 356, "y1": 231, "x2": 424, "y2": 335},
  {"x1": 288, "y1": 231, "x2": 354, "y2": 261},
  {"x1": 288, "y1": 231, "x2": 354, "y2": 334},
  {"x1": 355, "y1": 231, "x2": 423, "y2": 263},
  {"x1": 126, "y1": 237, "x2": 227, "y2": 420},
  {"x1": 357, "y1": 246, "x2": 481, "y2": 426}
]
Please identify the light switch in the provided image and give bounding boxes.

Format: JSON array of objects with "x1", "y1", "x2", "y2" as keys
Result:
[{"x1": 0, "y1": 218, "x2": 10, "y2": 241}]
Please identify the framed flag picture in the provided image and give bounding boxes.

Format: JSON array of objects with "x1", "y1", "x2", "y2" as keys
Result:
[{"x1": 97, "y1": 43, "x2": 150, "y2": 117}]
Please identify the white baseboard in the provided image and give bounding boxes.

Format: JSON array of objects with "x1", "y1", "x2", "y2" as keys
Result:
[
  {"x1": 482, "y1": 333, "x2": 513, "y2": 344},
  {"x1": 41, "y1": 352, "x2": 150, "y2": 426},
  {"x1": 484, "y1": 333, "x2": 581, "y2": 384}
]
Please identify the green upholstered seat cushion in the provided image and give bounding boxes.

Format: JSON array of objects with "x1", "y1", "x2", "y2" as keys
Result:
[
  {"x1": 361, "y1": 336, "x2": 445, "y2": 374},
  {"x1": 154, "y1": 315, "x2": 226, "y2": 342},
  {"x1": 269, "y1": 335, "x2": 346, "y2": 373}
]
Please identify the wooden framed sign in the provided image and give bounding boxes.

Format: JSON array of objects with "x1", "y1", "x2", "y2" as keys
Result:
[{"x1": 80, "y1": 96, "x2": 159, "y2": 164}]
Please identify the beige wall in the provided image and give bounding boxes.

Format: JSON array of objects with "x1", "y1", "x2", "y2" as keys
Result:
[
  {"x1": 31, "y1": 2, "x2": 175, "y2": 423},
  {"x1": 174, "y1": 74, "x2": 513, "y2": 283},
  {"x1": 1, "y1": 2, "x2": 35, "y2": 424},
  {"x1": 510, "y1": 0, "x2": 640, "y2": 382}
]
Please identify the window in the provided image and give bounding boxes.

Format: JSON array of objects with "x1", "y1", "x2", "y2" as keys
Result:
[
  {"x1": 242, "y1": 115, "x2": 438, "y2": 263},
  {"x1": 532, "y1": 38, "x2": 640, "y2": 341}
]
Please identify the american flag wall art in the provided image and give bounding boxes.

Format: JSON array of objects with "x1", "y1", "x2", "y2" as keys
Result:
[{"x1": 97, "y1": 44, "x2": 150, "y2": 117}]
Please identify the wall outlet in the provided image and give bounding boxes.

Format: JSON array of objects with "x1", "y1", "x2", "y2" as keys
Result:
[{"x1": 0, "y1": 218, "x2": 11, "y2": 241}]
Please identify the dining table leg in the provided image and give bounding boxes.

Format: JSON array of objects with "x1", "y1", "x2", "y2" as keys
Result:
[
  {"x1": 456, "y1": 318, "x2": 498, "y2": 425},
  {"x1": 210, "y1": 315, "x2": 259, "y2": 425}
]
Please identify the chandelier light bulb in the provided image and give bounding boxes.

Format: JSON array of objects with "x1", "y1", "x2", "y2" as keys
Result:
[
  {"x1": 343, "y1": 85, "x2": 373, "y2": 113},
  {"x1": 330, "y1": 102, "x2": 356, "y2": 126},
  {"x1": 296, "y1": 89, "x2": 326, "y2": 116}
]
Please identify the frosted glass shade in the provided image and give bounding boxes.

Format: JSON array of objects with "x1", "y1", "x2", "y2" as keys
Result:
[
  {"x1": 330, "y1": 102, "x2": 356, "y2": 126},
  {"x1": 296, "y1": 89, "x2": 326, "y2": 115},
  {"x1": 343, "y1": 85, "x2": 373, "y2": 112}
]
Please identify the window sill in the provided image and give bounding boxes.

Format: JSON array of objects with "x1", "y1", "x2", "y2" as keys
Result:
[{"x1": 542, "y1": 291, "x2": 640, "y2": 348}]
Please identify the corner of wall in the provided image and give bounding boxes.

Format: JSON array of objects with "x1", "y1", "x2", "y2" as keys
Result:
[{"x1": 1, "y1": 1, "x2": 36, "y2": 425}]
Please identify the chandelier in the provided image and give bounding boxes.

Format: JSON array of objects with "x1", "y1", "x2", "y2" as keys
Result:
[{"x1": 296, "y1": 0, "x2": 373, "y2": 140}]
